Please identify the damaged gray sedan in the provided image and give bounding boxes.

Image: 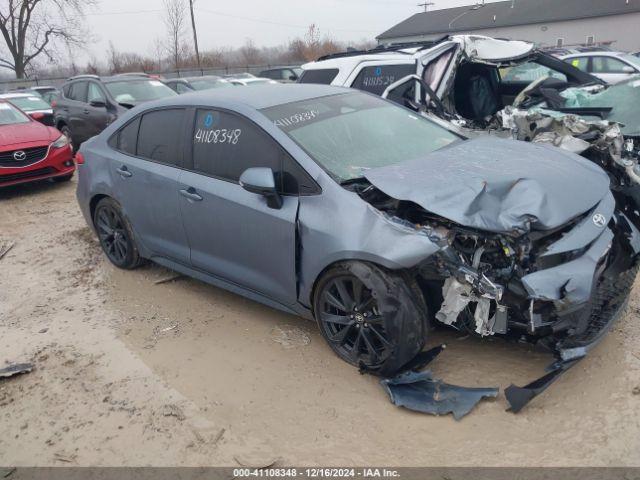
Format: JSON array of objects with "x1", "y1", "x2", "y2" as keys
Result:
[{"x1": 77, "y1": 84, "x2": 640, "y2": 411}]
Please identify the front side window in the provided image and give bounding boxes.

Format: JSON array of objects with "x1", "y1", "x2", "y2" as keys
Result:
[
  {"x1": 351, "y1": 64, "x2": 415, "y2": 96},
  {"x1": 0, "y1": 102, "x2": 30, "y2": 125},
  {"x1": 136, "y1": 109, "x2": 185, "y2": 165},
  {"x1": 567, "y1": 57, "x2": 589, "y2": 73},
  {"x1": 189, "y1": 79, "x2": 232, "y2": 91},
  {"x1": 105, "y1": 80, "x2": 177, "y2": 106},
  {"x1": 191, "y1": 109, "x2": 316, "y2": 194},
  {"x1": 298, "y1": 68, "x2": 339, "y2": 85},
  {"x1": 87, "y1": 83, "x2": 106, "y2": 103},
  {"x1": 262, "y1": 92, "x2": 459, "y2": 182}
]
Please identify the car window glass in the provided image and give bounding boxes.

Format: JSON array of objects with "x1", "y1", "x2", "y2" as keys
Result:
[
  {"x1": 567, "y1": 57, "x2": 589, "y2": 72},
  {"x1": 176, "y1": 83, "x2": 191, "y2": 94},
  {"x1": 87, "y1": 83, "x2": 106, "y2": 103},
  {"x1": 500, "y1": 62, "x2": 567, "y2": 83},
  {"x1": 192, "y1": 109, "x2": 281, "y2": 183},
  {"x1": 114, "y1": 117, "x2": 141, "y2": 155},
  {"x1": 298, "y1": 68, "x2": 339, "y2": 85},
  {"x1": 591, "y1": 56, "x2": 631, "y2": 73},
  {"x1": 423, "y1": 48, "x2": 455, "y2": 91},
  {"x1": 351, "y1": 64, "x2": 415, "y2": 96},
  {"x1": 69, "y1": 81, "x2": 88, "y2": 102},
  {"x1": 136, "y1": 109, "x2": 185, "y2": 165}
]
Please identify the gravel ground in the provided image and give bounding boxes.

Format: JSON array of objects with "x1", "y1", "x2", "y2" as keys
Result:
[{"x1": 1, "y1": 178, "x2": 639, "y2": 467}]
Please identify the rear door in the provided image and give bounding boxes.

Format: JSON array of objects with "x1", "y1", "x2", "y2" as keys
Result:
[
  {"x1": 65, "y1": 81, "x2": 89, "y2": 143},
  {"x1": 347, "y1": 62, "x2": 416, "y2": 97},
  {"x1": 109, "y1": 108, "x2": 190, "y2": 263},
  {"x1": 178, "y1": 108, "x2": 304, "y2": 305},
  {"x1": 84, "y1": 82, "x2": 112, "y2": 139}
]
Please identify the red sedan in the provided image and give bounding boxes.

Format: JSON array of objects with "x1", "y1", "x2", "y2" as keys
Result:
[{"x1": 0, "y1": 100, "x2": 75, "y2": 188}]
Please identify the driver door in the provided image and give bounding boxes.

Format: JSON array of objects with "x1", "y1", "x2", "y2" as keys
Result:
[{"x1": 178, "y1": 109, "x2": 303, "y2": 306}]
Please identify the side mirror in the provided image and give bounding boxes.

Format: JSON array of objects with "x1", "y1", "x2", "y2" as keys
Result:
[
  {"x1": 288, "y1": 74, "x2": 298, "y2": 81},
  {"x1": 90, "y1": 99, "x2": 106, "y2": 108},
  {"x1": 239, "y1": 167, "x2": 283, "y2": 209},
  {"x1": 622, "y1": 65, "x2": 636, "y2": 74}
]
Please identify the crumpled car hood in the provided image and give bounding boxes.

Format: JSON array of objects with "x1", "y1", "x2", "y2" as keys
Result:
[{"x1": 364, "y1": 137, "x2": 610, "y2": 234}]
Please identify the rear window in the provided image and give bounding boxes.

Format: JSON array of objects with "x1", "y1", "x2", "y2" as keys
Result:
[
  {"x1": 298, "y1": 69, "x2": 339, "y2": 85},
  {"x1": 351, "y1": 64, "x2": 415, "y2": 96}
]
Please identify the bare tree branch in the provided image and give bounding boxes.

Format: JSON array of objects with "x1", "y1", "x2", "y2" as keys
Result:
[{"x1": 0, "y1": 0, "x2": 95, "y2": 78}]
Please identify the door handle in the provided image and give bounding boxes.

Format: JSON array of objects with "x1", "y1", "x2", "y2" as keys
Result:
[
  {"x1": 179, "y1": 188, "x2": 203, "y2": 202},
  {"x1": 116, "y1": 166, "x2": 132, "y2": 178},
  {"x1": 83, "y1": 109, "x2": 90, "y2": 114}
]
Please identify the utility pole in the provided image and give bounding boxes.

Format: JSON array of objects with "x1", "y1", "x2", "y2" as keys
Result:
[
  {"x1": 189, "y1": 0, "x2": 201, "y2": 70},
  {"x1": 418, "y1": 2, "x2": 435, "y2": 13}
]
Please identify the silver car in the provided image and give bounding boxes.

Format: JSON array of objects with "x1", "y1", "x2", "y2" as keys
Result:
[{"x1": 76, "y1": 84, "x2": 639, "y2": 408}]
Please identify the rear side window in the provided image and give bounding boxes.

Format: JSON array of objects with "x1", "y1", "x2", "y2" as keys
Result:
[
  {"x1": 115, "y1": 117, "x2": 140, "y2": 155},
  {"x1": 298, "y1": 68, "x2": 339, "y2": 85},
  {"x1": 136, "y1": 109, "x2": 185, "y2": 165},
  {"x1": 192, "y1": 109, "x2": 317, "y2": 194},
  {"x1": 351, "y1": 64, "x2": 415, "y2": 96},
  {"x1": 67, "y1": 81, "x2": 88, "y2": 102}
]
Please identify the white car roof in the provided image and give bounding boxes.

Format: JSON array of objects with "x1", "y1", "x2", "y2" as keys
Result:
[
  {"x1": 302, "y1": 35, "x2": 535, "y2": 75},
  {"x1": 560, "y1": 51, "x2": 627, "y2": 59}
]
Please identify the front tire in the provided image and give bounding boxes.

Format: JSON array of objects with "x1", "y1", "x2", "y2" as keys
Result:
[
  {"x1": 94, "y1": 197, "x2": 144, "y2": 270},
  {"x1": 313, "y1": 262, "x2": 427, "y2": 376}
]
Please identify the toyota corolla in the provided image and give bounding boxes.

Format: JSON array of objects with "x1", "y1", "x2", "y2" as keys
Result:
[{"x1": 76, "y1": 84, "x2": 640, "y2": 411}]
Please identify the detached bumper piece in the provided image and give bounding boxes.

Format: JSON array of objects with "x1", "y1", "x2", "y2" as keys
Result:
[
  {"x1": 380, "y1": 345, "x2": 498, "y2": 420},
  {"x1": 382, "y1": 371, "x2": 499, "y2": 420},
  {"x1": 505, "y1": 348, "x2": 585, "y2": 413}
]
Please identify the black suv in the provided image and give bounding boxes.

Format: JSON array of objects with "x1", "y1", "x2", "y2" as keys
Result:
[{"x1": 54, "y1": 74, "x2": 177, "y2": 151}]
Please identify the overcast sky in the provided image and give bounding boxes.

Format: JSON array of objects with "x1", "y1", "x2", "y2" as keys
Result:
[{"x1": 80, "y1": 0, "x2": 503, "y2": 61}]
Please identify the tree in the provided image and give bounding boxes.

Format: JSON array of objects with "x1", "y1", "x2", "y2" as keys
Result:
[
  {"x1": 0, "y1": 0, "x2": 94, "y2": 79},
  {"x1": 188, "y1": 0, "x2": 200, "y2": 69},
  {"x1": 163, "y1": 0, "x2": 187, "y2": 71},
  {"x1": 239, "y1": 38, "x2": 260, "y2": 65}
]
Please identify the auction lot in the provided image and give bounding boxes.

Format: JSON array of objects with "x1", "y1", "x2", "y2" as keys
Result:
[{"x1": 1, "y1": 178, "x2": 639, "y2": 466}]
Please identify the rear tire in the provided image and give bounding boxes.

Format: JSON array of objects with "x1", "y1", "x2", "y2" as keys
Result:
[
  {"x1": 94, "y1": 197, "x2": 144, "y2": 270},
  {"x1": 313, "y1": 261, "x2": 427, "y2": 377}
]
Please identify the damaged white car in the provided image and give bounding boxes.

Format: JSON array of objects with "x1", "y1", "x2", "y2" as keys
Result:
[{"x1": 301, "y1": 35, "x2": 640, "y2": 238}]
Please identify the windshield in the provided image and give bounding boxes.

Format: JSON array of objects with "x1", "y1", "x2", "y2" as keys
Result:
[
  {"x1": 7, "y1": 95, "x2": 51, "y2": 111},
  {"x1": 262, "y1": 92, "x2": 459, "y2": 182},
  {"x1": 105, "y1": 79, "x2": 177, "y2": 105},
  {"x1": 0, "y1": 102, "x2": 30, "y2": 125},
  {"x1": 189, "y1": 79, "x2": 232, "y2": 90}
]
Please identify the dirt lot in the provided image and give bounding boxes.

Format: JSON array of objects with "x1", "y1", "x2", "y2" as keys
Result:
[{"x1": 1, "y1": 178, "x2": 640, "y2": 467}]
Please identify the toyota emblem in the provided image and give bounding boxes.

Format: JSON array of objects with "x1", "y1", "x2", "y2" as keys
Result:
[
  {"x1": 592, "y1": 213, "x2": 607, "y2": 228},
  {"x1": 13, "y1": 150, "x2": 26, "y2": 161}
]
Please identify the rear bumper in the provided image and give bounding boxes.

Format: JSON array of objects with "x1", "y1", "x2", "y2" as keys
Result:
[{"x1": 0, "y1": 144, "x2": 75, "y2": 188}]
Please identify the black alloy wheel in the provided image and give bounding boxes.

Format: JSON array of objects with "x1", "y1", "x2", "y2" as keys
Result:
[
  {"x1": 317, "y1": 274, "x2": 394, "y2": 367},
  {"x1": 94, "y1": 198, "x2": 142, "y2": 269}
]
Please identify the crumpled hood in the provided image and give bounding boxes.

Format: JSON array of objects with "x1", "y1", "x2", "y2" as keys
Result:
[{"x1": 364, "y1": 137, "x2": 610, "y2": 234}]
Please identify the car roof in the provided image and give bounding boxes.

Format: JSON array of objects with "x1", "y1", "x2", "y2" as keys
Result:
[
  {"x1": 561, "y1": 51, "x2": 628, "y2": 58},
  {"x1": 147, "y1": 83, "x2": 349, "y2": 110}
]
